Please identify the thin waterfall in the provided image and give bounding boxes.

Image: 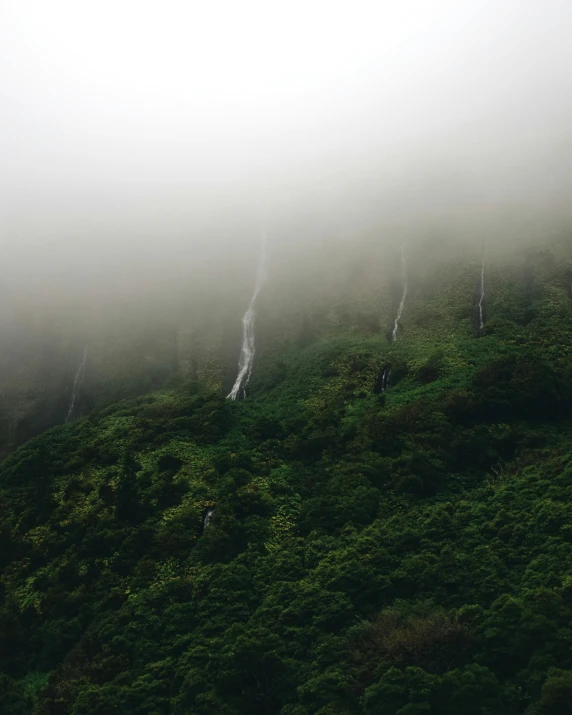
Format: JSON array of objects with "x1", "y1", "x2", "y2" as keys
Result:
[
  {"x1": 381, "y1": 367, "x2": 391, "y2": 392},
  {"x1": 478, "y1": 244, "x2": 487, "y2": 330},
  {"x1": 227, "y1": 233, "x2": 267, "y2": 401},
  {"x1": 478, "y1": 259, "x2": 486, "y2": 330},
  {"x1": 203, "y1": 509, "x2": 214, "y2": 531},
  {"x1": 65, "y1": 346, "x2": 88, "y2": 423},
  {"x1": 391, "y1": 244, "x2": 408, "y2": 342}
]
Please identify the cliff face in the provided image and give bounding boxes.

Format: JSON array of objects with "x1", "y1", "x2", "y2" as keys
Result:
[{"x1": 1, "y1": 234, "x2": 572, "y2": 713}]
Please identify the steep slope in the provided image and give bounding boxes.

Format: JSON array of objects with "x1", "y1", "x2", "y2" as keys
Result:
[{"x1": 1, "y1": 238, "x2": 572, "y2": 713}]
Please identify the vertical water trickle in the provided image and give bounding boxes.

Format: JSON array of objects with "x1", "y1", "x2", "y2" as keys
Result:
[
  {"x1": 65, "y1": 346, "x2": 88, "y2": 424},
  {"x1": 203, "y1": 508, "x2": 214, "y2": 531},
  {"x1": 227, "y1": 232, "x2": 267, "y2": 401},
  {"x1": 391, "y1": 244, "x2": 408, "y2": 342},
  {"x1": 478, "y1": 260, "x2": 485, "y2": 330},
  {"x1": 478, "y1": 244, "x2": 487, "y2": 330},
  {"x1": 381, "y1": 367, "x2": 391, "y2": 392}
]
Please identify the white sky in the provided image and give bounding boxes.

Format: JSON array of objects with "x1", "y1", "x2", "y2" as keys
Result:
[{"x1": 1, "y1": 0, "x2": 572, "y2": 259}]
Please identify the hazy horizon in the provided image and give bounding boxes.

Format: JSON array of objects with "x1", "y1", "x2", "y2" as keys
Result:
[{"x1": 2, "y1": 0, "x2": 572, "y2": 300}]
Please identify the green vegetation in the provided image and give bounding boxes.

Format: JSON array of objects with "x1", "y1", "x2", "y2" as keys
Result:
[{"x1": 2, "y1": 242, "x2": 572, "y2": 713}]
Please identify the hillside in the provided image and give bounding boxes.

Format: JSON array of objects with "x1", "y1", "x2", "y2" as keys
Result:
[{"x1": 2, "y1": 236, "x2": 572, "y2": 713}]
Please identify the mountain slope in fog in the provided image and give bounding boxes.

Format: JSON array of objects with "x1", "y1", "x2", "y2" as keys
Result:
[
  {"x1": 2, "y1": 232, "x2": 570, "y2": 456},
  {"x1": 1, "y1": 235, "x2": 572, "y2": 712}
]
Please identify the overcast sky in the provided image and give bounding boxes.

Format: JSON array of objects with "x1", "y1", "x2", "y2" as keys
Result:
[{"x1": 1, "y1": 0, "x2": 572, "y2": 279}]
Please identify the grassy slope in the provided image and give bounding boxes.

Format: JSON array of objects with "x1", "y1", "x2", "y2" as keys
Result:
[{"x1": 1, "y1": 240, "x2": 572, "y2": 713}]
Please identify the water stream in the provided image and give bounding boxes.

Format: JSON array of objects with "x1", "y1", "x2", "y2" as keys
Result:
[
  {"x1": 478, "y1": 245, "x2": 487, "y2": 330},
  {"x1": 65, "y1": 346, "x2": 88, "y2": 423},
  {"x1": 227, "y1": 234, "x2": 267, "y2": 400},
  {"x1": 391, "y1": 244, "x2": 408, "y2": 342},
  {"x1": 380, "y1": 367, "x2": 391, "y2": 392},
  {"x1": 203, "y1": 509, "x2": 214, "y2": 531}
]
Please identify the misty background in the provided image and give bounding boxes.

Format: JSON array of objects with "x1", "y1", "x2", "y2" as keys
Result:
[{"x1": 1, "y1": 0, "x2": 572, "y2": 452}]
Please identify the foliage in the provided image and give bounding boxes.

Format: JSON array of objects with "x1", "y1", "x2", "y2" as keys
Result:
[{"x1": 2, "y1": 242, "x2": 572, "y2": 712}]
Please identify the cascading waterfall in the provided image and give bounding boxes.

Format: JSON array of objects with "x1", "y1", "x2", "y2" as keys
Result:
[
  {"x1": 391, "y1": 244, "x2": 408, "y2": 342},
  {"x1": 227, "y1": 233, "x2": 267, "y2": 401},
  {"x1": 65, "y1": 346, "x2": 88, "y2": 423}
]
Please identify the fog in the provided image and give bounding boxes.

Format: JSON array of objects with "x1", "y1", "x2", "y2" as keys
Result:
[
  {"x1": 3, "y1": 0, "x2": 572, "y2": 285},
  {"x1": 1, "y1": 0, "x2": 572, "y2": 451},
  {"x1": 2, "y1": 0, "x2": 572, "y2": 303}
]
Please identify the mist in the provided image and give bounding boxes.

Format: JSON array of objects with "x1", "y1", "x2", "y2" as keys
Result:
[
  {"x1": 4, "y1": 3, "x2": 572, "y2": 702},
  {"x1": 2, "y1": 0, "x2": 572, "y2": 277},
  {"x1": 1, "y1": 0, "x2": 572, "y2": 452}
]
